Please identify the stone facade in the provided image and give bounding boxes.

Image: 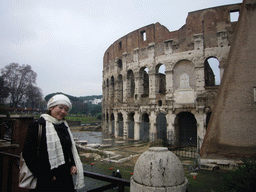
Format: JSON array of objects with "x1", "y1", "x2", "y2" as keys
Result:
[{"x1": 102, "y1": 3, "x2": 242, "y2": 146}]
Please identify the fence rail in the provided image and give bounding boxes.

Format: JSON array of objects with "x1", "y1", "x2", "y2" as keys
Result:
[
  {"x1": 0, "y1": 152, "x2": 129, "y2": 192},
  {"x1": 150, "y1": 132, "x2": 203, "y2": 159}
]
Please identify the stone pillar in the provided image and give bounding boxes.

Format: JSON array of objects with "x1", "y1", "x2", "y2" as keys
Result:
[
  {"x1": 134, "y1": 111, "x2": 140, "y2": 140},
  {"x1": 194, "y1": 109, "x2": 205, "y2": 144},
  {"x1": 131, "y1": 147, "x2": 188, "y2": 191},
  {"x1": 123, "y1": 112, "x2": 128, "y2": 139},
  {"x1": 114, "y1": 112, "x2": 118, "y2": 138},
  {"x1": 149, "y1": 111, "x2": 156, "y2": 141},
  {"x1": 122, "y1": 75, "x2": 128, "y2": 104},
  {"x1": 134, "y1": 71, "x2": 143, "y2": 100},
  {"x1": 165, "y1": 69, "x2": 174, "y2": 100},
  {"x1": 148, "y1": 70, "x2": 156, "y2": 99},
  {"x1": 166, "y1": 112, "x2": 176, "y2": 133}
]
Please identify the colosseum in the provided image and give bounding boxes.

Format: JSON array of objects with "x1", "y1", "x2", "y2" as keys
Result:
[{"x1": 102, "y1": 3, "x2": 241, "y2": 148}]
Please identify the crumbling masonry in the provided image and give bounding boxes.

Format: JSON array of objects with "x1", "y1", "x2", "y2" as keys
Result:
[{"x1": 102, "y1": 3, "x2": 242, "y2": 147}]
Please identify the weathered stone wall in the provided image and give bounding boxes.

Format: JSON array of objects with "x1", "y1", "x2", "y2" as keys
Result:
[{"x1": 102, "y1": 3, "x2": 242, "y2": 145}]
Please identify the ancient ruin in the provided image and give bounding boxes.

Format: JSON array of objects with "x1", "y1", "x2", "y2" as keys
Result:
[{"x1": 102, "y1": 3, "x2": 242, "y2": 149}]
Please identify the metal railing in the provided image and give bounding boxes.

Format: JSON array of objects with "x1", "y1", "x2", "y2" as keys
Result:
[
  {"x1": 0, "y1": 152, "x2": 130, "y2": 192},
  {"x1": 84, "y1": 171, "x2": 130, "y2": 192},
  {"x1": 0, "y1": 152, "x2": 20, "y2": 192}
]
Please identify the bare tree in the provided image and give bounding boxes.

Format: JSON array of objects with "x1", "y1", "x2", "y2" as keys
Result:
[
  {"x1": 1, "y1": 63, "x2": 37, "y2": 107},
  {"x1": 0, "y1": 76, "x2": 10, "y2": 104},
  {"x1": 25, "y1": 84, "x2": 43, "y2": 109}
]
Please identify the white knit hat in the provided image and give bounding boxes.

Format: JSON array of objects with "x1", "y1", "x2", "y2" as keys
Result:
[{"x1": 47, "y1": 94, "x2": 72, "y2": 110}]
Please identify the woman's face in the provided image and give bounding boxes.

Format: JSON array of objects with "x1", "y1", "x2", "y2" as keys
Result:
[{"x1": 50, "y1": 105, "x2": 69, "y2": 120}]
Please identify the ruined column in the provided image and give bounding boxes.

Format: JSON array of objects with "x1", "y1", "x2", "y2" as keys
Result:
[{"x1": 130, "y1": 147, "x2": 188, "y2": 191}]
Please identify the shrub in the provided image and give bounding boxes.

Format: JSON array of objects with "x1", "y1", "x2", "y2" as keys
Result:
[{"x1": 218, "y1": 158, "x2": 256, "y2": 192}]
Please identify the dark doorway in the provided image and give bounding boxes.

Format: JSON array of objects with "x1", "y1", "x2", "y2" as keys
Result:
[
  {"x1": 175, "y1": 112, "x2": 197, "y2": 147},
  {"x1": 140, "y1": 113, "x2": 150, "y2": 141},
  {"x1": 156, "y1": 113, "x2": 167, "y2": 143}
]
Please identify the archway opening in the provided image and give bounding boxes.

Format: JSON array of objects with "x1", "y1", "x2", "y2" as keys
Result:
[
  {"x1": 117, "y1": 59, "x2": 122, "y2": 71},
  {"x1": 110, "y1": 113, "x2": 115, "y2": 134},
  {"x1": 118, "y1": 113, "x2": 123, "y2": 137},
  {"x1": 128, "y1": 112, "x2": 135, "y2": 139},
  {"x1": 175, "y1": 112, "x2": 197, "y2": 147},
  {"x1": 140, "y1": 113, "x2": 150, "y2": 141},
  {"x1": 156, "y1": 64, "x2": 166, "y2": 94},
  {"x1": 204, "y1": 57, "x2": 220, "y2": 86},
  {"x1": 117, "y1": 74, "x2": 123, "y2": 103},
  {"x1": 110, "y1": 76, "x2": 115, "y2": 103},
  {"x1": 140, "y1": 67, "x2": 149, "y2": 97}
]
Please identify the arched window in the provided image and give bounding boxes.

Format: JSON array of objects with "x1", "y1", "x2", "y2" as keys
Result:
[
  {"x1": 128, "y1": 112, "x2": 135, "y2": 139},
  {"x1": 204, "y1": 57, "x2": 220, "y2": 86},
  {"x1": 118, "y1": 113, "x2": 123, "y2": 137},
  {"x1": 117, "y1": 74, "x2": 123, "y2": 103},
  {"x1": 156, "y1": 64, "x2": 166, "y2": 94},
  {"x1": 140, "y1": 113, "x2": 150, "y2": 141},
  {"x1": 117, "y1": 59, "x2": 122, "y2": 71}
]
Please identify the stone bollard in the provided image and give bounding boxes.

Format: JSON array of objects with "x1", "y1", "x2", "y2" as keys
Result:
[{"x1": 130, "y1": 147, "x2": 188, "y2": 192}]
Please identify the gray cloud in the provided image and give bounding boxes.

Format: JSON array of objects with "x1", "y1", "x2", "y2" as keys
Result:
[{"x1": 0, "y1": 0, "x2": 242, "y2": 97}]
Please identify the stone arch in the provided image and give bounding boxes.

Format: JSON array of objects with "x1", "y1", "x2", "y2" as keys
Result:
[
  {"x1": 110, "y1": 113, "x2": 115, "y2": 134},
  {"x1": 174, "y1": 112, "x2": 197, "y2": 147},
  {"x1": 173, "y1": 60, "x2": 195, "y2": 91},
  {"x1": 105, "y1": 112, "x2": 108, "y2": 133},
  {"x1": 110, "y1": 76, "x2": 115, "y2": 103},
  {"x1": 117, "y1": 74, "x2": 123, "y2": 103},
  {"x1": 118, "y1": 112, "x2": 123, "y2": 137},
  {"x1": 156, "y1": 63, "x2": 166, "y2": 94},
  {"x1": 106, "y1": 78, "x2": 110, "y2": 103},
  {"x1": 139, "y1": 67, "x2": 149, "y2": 97},
  {"x1": 156, "y1": 113, "x2": 167, "y2": 143},
  {"x1": 128, "y1": 112, "x2": 135, "y2": 139},
  {"x1": 140, "y1": 113, "x2": 150, "y2": 141},
  {"x1": 204, "y1": 57, "x2": 220, "y2": 86},
  {"x1": 127, "y1": 70, "x2": 135, "y2": 98},
  {"x1": 117, "y1": 59, "x2": 122, "y2": 71}
]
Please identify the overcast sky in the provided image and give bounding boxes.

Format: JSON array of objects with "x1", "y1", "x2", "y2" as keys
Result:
[{"x1": 0, "y1": 0, "x2": 242, "y2": 97}]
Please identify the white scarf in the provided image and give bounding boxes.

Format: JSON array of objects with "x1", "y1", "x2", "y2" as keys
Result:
[{"x1": 41, "y1": 114, "x2": 85, "y2": 189}]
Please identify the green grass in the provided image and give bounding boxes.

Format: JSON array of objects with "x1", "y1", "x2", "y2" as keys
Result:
[
  {"x1": 82, "y1": 157, "x2": 228, "y2": 192},
  {"x1": 66, "y1": 116, "x2": 100, "y2": 124},
  {"x1": 187, "y1": 169, "x2": 227, "y2": 192}
]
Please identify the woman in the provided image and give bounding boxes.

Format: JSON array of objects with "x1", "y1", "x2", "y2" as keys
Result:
[{"x1": 23, "y1": 94, "x2": 84, "y2": 191}]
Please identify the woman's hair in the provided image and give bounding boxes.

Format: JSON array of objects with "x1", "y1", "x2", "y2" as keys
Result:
[{"x1": 46, "y1": 109, "x2": 51, "y2": 115}]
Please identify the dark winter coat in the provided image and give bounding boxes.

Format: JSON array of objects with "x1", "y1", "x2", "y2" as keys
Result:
[{"x1": 23, "y1": 117, "x2": 76, "y2": 192}]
